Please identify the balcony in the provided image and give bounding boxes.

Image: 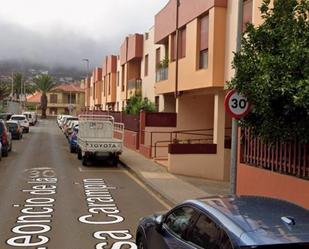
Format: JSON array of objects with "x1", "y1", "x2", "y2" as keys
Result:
[
  {"x1": 156, "y1": 67, "x2": 168, "y2": 82},
  {"x1": 127, "y1": 79, "x2": 142, "y2": 98}
]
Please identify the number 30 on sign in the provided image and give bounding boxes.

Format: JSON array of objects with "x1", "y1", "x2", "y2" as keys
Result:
[{"x1": 224, "y1": 90, "x2": 251, "y2": 119}]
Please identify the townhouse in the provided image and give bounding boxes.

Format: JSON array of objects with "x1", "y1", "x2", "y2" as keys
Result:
[
  {"x1": 27, "y1": 83, "x2": 85, "y2": 116},
  {"x1": 84, "y1": 0, "x2": 309, "y2": 208}
]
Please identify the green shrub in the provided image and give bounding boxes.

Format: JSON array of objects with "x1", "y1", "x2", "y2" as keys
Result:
[{"x1": 228, "y1": 0, "x2": 309, "y2": 143}]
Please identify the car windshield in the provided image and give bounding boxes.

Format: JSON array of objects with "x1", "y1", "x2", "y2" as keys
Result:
[{"x1": 11, "y1": 117, "x2": 25, "y2": 121}]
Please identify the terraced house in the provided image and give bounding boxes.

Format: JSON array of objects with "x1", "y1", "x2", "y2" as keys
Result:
[{"x1": 84, "y1": 0, "x2": 309, "y2": 208}]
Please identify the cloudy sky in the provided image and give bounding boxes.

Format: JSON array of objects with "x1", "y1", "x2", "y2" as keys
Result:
[{"x1": 0, "y1": 0, "x2": 169, "y2": 69}]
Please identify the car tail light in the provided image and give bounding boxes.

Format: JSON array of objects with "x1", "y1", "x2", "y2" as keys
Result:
[{"x1": 2, "y1": 131, "x2": 7, "y2": 144}]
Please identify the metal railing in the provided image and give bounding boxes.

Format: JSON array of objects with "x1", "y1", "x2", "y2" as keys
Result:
[
  {"x1": 156, "y1": 67, "x2": 168, "y2": 82},
  {"x1": 241, "y1": 128, "x2": 309, "y2": 180},
  {"x1": 146, "y1": 128, "x2": 232, "y2": 159}
]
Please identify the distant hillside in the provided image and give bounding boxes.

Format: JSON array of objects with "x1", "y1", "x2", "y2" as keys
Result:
[{"x1": 0, "y1": 59, "x2": 88, "y2": 82}]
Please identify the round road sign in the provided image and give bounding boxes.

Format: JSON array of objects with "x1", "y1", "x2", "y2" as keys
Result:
[{"x1": 224, "y1": 89, "x2": 251, "y2": 119}]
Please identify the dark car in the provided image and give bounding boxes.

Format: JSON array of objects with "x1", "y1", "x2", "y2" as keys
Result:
[
  {"x1": 69, "y1": 125, "x2": 79, "y2": 153},
  {"x1": 136, "y1": 196, "x2": 309, "y2": 249},
  {"x1": 6, "y1": 121, "x2": 23, "y2": 140},
  {"x1": 0, "y1": 113, "x2": 13, "y2": 121},
  {"x1": 0, "y1": 120, "x2": 12, "y2": 157}
]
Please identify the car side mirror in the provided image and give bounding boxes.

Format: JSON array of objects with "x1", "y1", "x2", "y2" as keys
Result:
[{"x1": 155, "y1": 215, "x2": 164, "y2": 232}]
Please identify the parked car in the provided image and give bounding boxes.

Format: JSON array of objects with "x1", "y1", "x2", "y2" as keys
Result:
[
  {"x1": 58, "y1": 115, "x2": 73, "y2": 129},
  {"x1": 22, "y1": 111, "x2": 36, "y2": 125},
  {"x1": 10, "y1": 115, "x2": 29, "y2": 133},
  {"x1": 69, "y1": 125, "x2": 79, "y2": 153},
  {"x1": 61, "y1": 116, "x2": 78, "y2": 132},
  {"x1": 76, "y1": 115, "x2": 124, "y2": 166},
  {"x1": 0, "y1": 120, "x2": 12, "y2": 157},
  {"x1": 0, "y1": 113, "x2": 13, "y2": 121},
  {"x1": 6, "y1": 121, "x2": 23, "y2": 140},
  {"x1": 65, "y1": 120, "x2": 79, "y2": 137},
  {"x1": 136, "y1": 196, "x2": 309, "y2": 249},
  {"x1": 0, "y1": 141, "x2": 2, "y2": 161}
]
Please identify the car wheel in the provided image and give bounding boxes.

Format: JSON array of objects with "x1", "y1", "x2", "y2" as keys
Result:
[
  {"x1": 77, "y1": 148, "x2": 82, "y2": 160},
  {"x1": 70, "y1": 145, "x2": 75, "y2": 153},
  {"x1": 109, "y1": 156, "x2": 119, "y2": 166},
  {"x1": 2, "y1": 147, "x2": 8, "y2": 157},
  {"x1": 137, "y1": 235, "x2": 147, "y2": 249},
  {"x1": 82, "y1": 156, "x2": 89, "y2": 166}
]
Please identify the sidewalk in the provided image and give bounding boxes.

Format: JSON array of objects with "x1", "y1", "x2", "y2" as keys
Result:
[{"x1": 120, "y1": 148, "x2": 230, "y2": 206}]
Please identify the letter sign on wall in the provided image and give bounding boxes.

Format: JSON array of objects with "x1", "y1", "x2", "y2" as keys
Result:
[{"x1": 224, "y1": 89, "x2": 251, "y2": 119}]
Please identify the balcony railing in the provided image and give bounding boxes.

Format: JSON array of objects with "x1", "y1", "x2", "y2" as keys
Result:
[
  {"x1": 156, "y1": 67, "x2": 168, "y2": 82},
  {"x1": 127, "y1": 79, "x2": 142, "y2": 90}
]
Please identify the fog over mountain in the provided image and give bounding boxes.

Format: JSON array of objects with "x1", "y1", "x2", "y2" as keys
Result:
[
  {"x1": 0, "y1": 0, "x2": 169, "y2": 70},
  {"x1": 0, "y1": 19, "x2": 117, "y2": 69}
]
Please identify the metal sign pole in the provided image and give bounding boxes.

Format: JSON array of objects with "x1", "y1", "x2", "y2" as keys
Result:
[{"x1": 230, "y1": 0, "x2": 243, "y2": 195}]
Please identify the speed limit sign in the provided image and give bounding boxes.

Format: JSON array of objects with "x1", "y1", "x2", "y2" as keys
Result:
[{"x1": 224, "y1": 90, "x2": 251, "y2": 119}]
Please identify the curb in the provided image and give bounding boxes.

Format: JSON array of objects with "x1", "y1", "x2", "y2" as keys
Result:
[{"x1": 119, "y1": 159, "x2": 175, "y2": 208}]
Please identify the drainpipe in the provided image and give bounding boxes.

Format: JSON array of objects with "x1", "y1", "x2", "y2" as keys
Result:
[
  {"x1": 230, "y1": 0, "x2": 243, "y2": 195},
  {"x1": 105, "y1": 57, "x2": 108, "y2": 109},
  {"x1": 125, "y1": 37, "x2": 129, "y2": 104},
  {"x1": 175, "y1": 0, "x2": 180, "y2": 98}
]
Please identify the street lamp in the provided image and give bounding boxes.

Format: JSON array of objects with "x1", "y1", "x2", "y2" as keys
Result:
[{"x1": 82, "y1": 59, "x2": 90, "y2": 75}]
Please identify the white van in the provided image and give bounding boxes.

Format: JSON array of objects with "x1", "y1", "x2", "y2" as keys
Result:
[{"x1": 22, "y1": 112, "x2": 35, "y2": 126}]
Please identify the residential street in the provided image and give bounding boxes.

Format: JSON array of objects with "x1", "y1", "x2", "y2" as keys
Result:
[{"x1": 0, "y1": 119, "x2": 167, "y2": 249}]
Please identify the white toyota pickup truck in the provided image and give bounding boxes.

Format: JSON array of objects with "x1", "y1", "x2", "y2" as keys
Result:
[{"x1": 76, "y1": 115, "x2": 124, "y2": 166}]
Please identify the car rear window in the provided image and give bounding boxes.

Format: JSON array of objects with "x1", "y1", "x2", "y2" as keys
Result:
[
  {"x1": 12, "y1": 116, "x2": 25, "y2": 121},
  {"x1": 7, "y1": 123, "x2": 17, "y2": 128}
]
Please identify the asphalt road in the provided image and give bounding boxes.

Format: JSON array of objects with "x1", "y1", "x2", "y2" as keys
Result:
[{"x1": 0, "y1": 119, "x2": 168, "y2": 249}]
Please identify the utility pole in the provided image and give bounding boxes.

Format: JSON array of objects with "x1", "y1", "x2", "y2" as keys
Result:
[
  {"x1": 11, "y1": 72, "x2": 14, "y2": 100},
  {"x1": 175, "y1": 0, "x2": 180, "y2": 98},
  {"x1": 230, "y1": 0, "x2": 244, "y2": 195}
]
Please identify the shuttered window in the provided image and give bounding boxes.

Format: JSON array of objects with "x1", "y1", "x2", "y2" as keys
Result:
[
  {"x1": 171, "y1": 27, "x2": 186, "y2": 61},
  {"x1": 199, "y1": 14, "x2": 209, "y2": 69}
]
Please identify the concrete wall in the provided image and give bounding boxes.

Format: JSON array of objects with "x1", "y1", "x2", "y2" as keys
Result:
[
  {"x1": 237, "y1": 164, "x2": 309, "y2": 209},
  {"x1": 177, "y1": 94, "x2": 214, "y2": 130}
]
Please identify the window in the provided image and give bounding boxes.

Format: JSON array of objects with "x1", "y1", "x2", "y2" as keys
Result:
[
  {"x1": 156, "y1": 48, "x2": 161, "y2": 69},
  {"x1": 164, "y1": 206, "x2": 196, "y2": 238},
  {"x1": 117, "y1": 71, "x2": 120, "y2": 87},
  {"x1": 145, "y1": 32, "x2": 149, "y2": 40},
  {"x1": 189, "y1": 214, "x2": 233, "y2": 249},
  {"x1": 179, "y1": 28, "x2": 186, "y2": 58},
  {"x1": 108, "y1": 75, "x2": 111, "y2": 95},
  {"x1": 50, "y1": 94, "x2": 58, "y2": 104},
  {"x1": 144, "y1": 54, "x2": 149, "y2": 76},
  {"x1": 199, "y1": 14, "x2": 209, "y2": 69},
  {"x1": 155, "y1": 96, "x2": 159, "y2": 112},
  {"x1": 121, "y1": 66, "x2": 125, "y2": 91},
  {"x1": 171, "y1": 27, "x2": 186, "y2": 61},
  {"x1": 243, "y1": 0, "x2": 253, "y2": 31}
]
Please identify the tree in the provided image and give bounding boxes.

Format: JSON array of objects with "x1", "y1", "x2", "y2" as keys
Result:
[
  {"x1": 124, "y1": 95, "x2": 156, "y2": 115},
  {"x1": 12, "y1": 72, "x2": 36, "y2": 99},
  {"x1": 0, "y1": 81, "x2": 11, "y2": 101},
  {"x1": 34, "y1": 74, "x2": 56, "y2": 118},
  {"x1": 229, "y1": 0, "x2": 309, "y2": 143}
]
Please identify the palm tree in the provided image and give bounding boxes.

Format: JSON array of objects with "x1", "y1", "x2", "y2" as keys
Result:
[{"x1": 34, "y1": 75, "x2": 56, "y2": 119}]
